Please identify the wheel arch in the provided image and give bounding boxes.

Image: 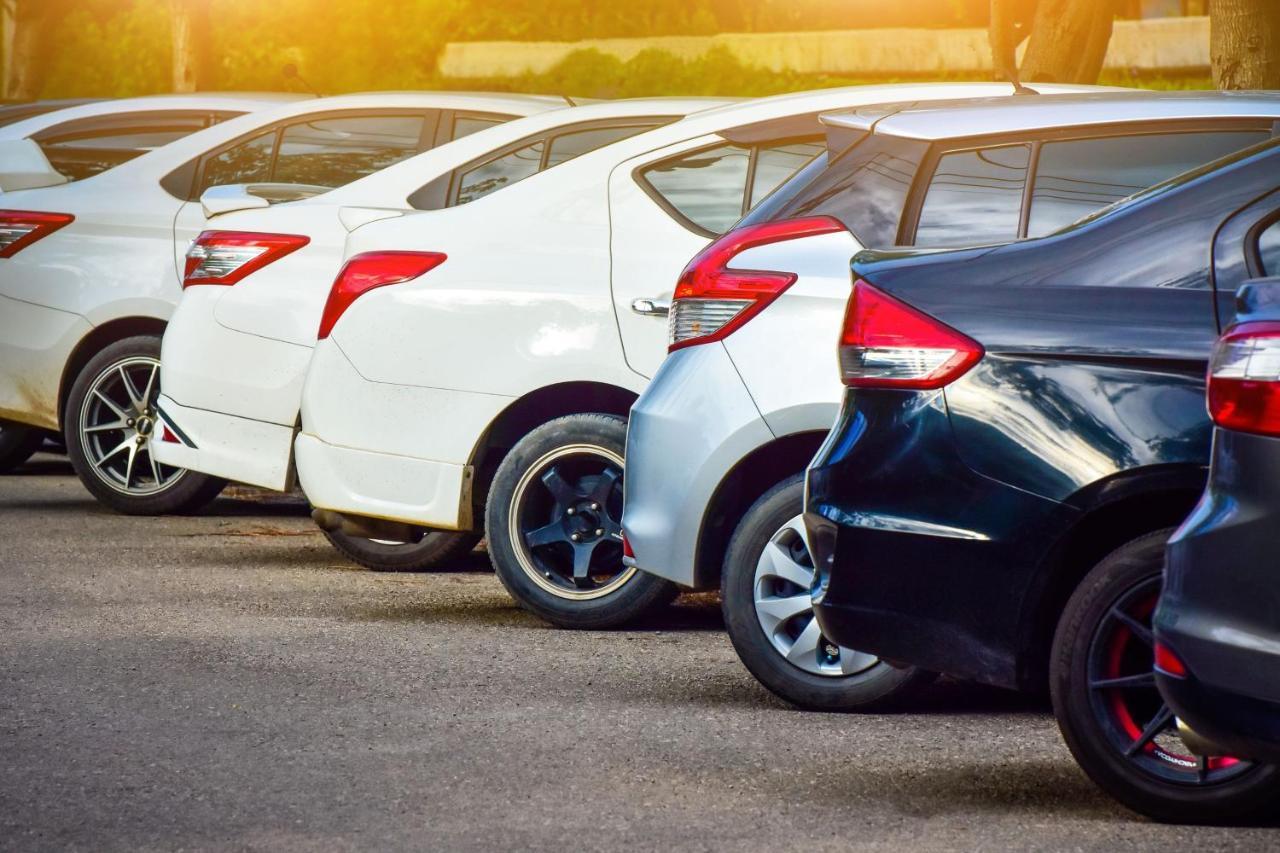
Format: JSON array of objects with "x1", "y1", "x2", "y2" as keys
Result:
[
  {"x1": 691, "y1": 430, "x2": 829, "y2": 590},
  {"x1": 58, "y1": 316, "x2": 168, "y2": 430},
  {"x1": 1014, "y1": 463, "x2": 1208, "y2": 693},
  {"x1": 467, "y1": 381, "x2": 638, "y2": 522}
]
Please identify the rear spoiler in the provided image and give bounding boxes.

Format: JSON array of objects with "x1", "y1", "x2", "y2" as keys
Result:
[
  {"x1": 200, "y1": 182, "x2": 331, "y2": 218},
  {"x1": 0, "y1": 138, "x2": 69, "y2": 192}
]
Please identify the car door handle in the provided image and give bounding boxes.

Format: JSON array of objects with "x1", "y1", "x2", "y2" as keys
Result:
[{"x1": 631, "y1": 297, "x2": 671, "y2": 317}]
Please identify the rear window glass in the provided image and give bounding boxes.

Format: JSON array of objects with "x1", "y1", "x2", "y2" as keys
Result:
[
  {"x1": 274, "y1": 114, "x2": 427, "y2": 188},
  {"x1": 1259, "y1": 218, "x2": 1280, "y2": 276},
  {"x1": 37, "y1": 113, "x2": 218, "y2": 182},
  {"x1": 916, "y1": 143, "x2": 1030, "y2": 247}
]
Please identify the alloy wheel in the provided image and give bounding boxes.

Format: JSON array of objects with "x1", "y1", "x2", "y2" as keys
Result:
[
  {"x1": 1086, "y1": 575, "x2": 1251, "y2": 786},
  {"x1": 508, "y1": 443, "x2": 635, "y2": 600},
  {"x1": 76, "y1": 356, "x2": 184, "y2": 496},
  {"x1": 753, "y1": 514, "x2": 878, "y2": 677}
]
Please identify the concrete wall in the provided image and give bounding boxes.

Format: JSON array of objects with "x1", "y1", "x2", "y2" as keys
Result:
[{"x1": 438, "y1": 16, "x2": 1209, "y2": 79}]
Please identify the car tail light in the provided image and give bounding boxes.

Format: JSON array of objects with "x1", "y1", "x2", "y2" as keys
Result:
[
  {"x1": 668, "y1": 216, "x2": 846, "y2": 352},
  {"x1": 183, "y1": 231, "x2": 310, "y2": 288},
  {"x1": 317, "y1": 251, "x2": 447, "y2": 340},
  {"x1": 838, "y1": 280, "x2": 983, "y2": 389},
  {"x1": 0, "y1": 210, "x2": 74, "y2": 258},
  {"x1": 1154, "y1": 641, "x2": 1188, "y2": 679},
  {"x1": 1207, "y1": 321, "x2": 1280, "y2": 438}
]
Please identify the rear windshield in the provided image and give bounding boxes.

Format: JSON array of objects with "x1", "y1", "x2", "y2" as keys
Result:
[{"x1": 741, "y1": 132, "x2": 926, "y2": 248}]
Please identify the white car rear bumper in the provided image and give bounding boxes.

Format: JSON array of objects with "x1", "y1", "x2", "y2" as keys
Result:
[{"x1": 153, "y1": 394, "x2": 296, "y2": 491}]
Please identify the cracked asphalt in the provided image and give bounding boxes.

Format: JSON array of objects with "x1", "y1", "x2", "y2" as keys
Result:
[{"x1": 1, "y1": 454, "x2": 1276, "y2": 851}]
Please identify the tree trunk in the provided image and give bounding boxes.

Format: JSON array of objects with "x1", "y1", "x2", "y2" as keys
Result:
[
  {"x1": 989, "y1": 0, "x2": 1117, "y2": 85},
  {"x1": 1212, "y1": 0, "x2": 1280, "y2": 90},
  {"x1": 170, "y1": 0, "x2": 214, "y2": 92},
  {"x1": 4, "y1": 0, "x2": 62, "y2": 100}
]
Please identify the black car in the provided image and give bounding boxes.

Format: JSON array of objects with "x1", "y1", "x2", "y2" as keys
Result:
[
  {"x1": 1157, "y1": 277, "x2": 1280, "y2": 765},
  {"x1": 804, "y1": 139, "x2": 1280, "y2": 821}
]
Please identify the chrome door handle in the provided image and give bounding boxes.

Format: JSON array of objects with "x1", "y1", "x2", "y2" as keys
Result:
[{"x1": 631, "y1": 297, "x2": 671, "y2": 317}]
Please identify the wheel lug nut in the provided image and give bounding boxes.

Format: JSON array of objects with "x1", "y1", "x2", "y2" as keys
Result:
[
  {"x1": 126, "y1": 419, "x2": 135, "y2": 427},
  {"x1": 594, "y1": 528, "x2": 603, "y2": 537},
  {"x1": 570, "y1": 533, "x2": 581, "y2": 542},
  {"x1": 566, "y1": 508, "x2": 576, "y2": 516},
  {"x1": 590, "y1": 502, "x2": 600, "y2": 511}
]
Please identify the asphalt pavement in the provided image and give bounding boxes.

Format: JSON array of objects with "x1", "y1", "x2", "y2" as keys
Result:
[{"x1": 2, "y1": 455, "x2": 1276, "y2": 851}]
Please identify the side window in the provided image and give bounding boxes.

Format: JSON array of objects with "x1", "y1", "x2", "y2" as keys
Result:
[
  {"x1": 545, "y1": 124, "x2": 654, "y2": 168},
  {"x1": 915, "y1": 144, "x2": 1031, "y2": 247},
  {"x1": 1027, "y1": 130, "x2": 1271, "y2": 237},
  {"x1": 642, "y1": 143, "x2": 752, "y2": 234},
  {"x1": 451, "y1": 116, "x2": 503, "y2": 140},
  {"x1": 749, "y1": 140, "x2": 825, "y2": 207},
  {"x1": 456, "y1": 141, "x2": 544, "y2": 205},
  {"x1": 274, "y1": 115, "x2": 427, "y2": 188},
  {"x1": 1258, "y1": 218, "x2": 1280, "y2": 276},
  {"x1": 36, "y1": 114, "x2": 216, "y2": 182},
  {"x1": 200, "y1": 132, "x2": 275, "y2": 192}
]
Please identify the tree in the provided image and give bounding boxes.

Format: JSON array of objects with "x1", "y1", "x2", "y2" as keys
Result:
[
  {"x1": 170, "y1": 0, "x2": 214, "y2": 92},
  {"x1": 1212, "y1": 0, "x2": 1280, "y2": 89},
  {"x1": 3, "y1": 0, "x2": 68, "y2": 99},
  {"x1": 989, "y1": 0, "x2": 1117, "y2": 85}
]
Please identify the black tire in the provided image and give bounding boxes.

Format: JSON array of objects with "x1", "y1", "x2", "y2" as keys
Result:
[
  {"x1": 723, "y1": 475, "x2": 935, "y2": 712},
  {"x1": 0, "y1": 423, "x2": 44, "y2": 473},
  {"x1": 63, "y1": 335, "x2": 226, "y2": 515},
  {"x1": 323, "y1": 527, "x2": 481, "y2": 572},
  {"x1": 485, "y1": 413, "x2": 677, "y2": 629},
  {"x1": 1051, "y1": 529, "x2": 1280, "y2": 823}
]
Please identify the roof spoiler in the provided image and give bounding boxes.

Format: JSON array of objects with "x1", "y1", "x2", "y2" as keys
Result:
[
  {"x1": 0, "y1": 138, "x2": 69, "y2": 192},
  {"x1": 200, "y1": 182, "x2": 330, "y2": 218}
]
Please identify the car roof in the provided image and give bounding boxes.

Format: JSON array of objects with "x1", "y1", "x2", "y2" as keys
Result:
[
  {"x1": 0, "y1": 92, "x2": 309, "y2": 140},
  {"x1": 822, "y1": 90, "x2": 1280, "y2": 140}
]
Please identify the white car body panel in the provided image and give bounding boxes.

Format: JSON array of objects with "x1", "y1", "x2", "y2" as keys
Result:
[
  {"x1": 0, "y1": 93, "x2": 307, "y2": 141},
  {"x1": 0, "y1": 92, "x2": 565, "y2": 433}
]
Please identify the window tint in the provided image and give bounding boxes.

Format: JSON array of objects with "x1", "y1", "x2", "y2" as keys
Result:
[
  {"x1": 1259, "y1": 218, "x2": 1280, "y2": 276},
  {"x1": 916, "y1": 144, "x2": 1031, "y2": 247},
  {"x1": 1027, "y1": 131, "x2": 1271, "y2": 237},
  {"x1": 749, "y1": 140, "x2": 825, "y2": 207},
  {"x1": 457, "y1": 141, "x2": 544, "y2": 205},
  {"x1": 546, "y1": 125, "x2": 652, "y2": 168},
  {"x1": 643, "y1": 143, "x2": 751, "y2": 234},
  {"x1": 452, "y1": 116, "x2": 502, "y2": 140},
  {"x1": 274, "y1": 115, "x2": 426, "y2": 188},
  {"x1": 200, "y1": 132, "x2": 275, "y2": 192},
  {"x1": 37, "y1": 115, "x2": 215, "y2": 182}
]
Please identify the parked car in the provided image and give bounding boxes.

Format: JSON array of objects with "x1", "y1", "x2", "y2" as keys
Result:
[
  {"x1": 0, "y1": 93, "x2": 306, "y2": 191},
  {"x1": 285, "y1": 84, "x2": 1104, "y2": 624},
  {"x1": 153, "y1": 95, "x2": 731, "y2": 569},
  {"x1": 0, "y1": 91, "x2": 567, "y2": 507},
  {"x1": 1157, "y1": 277, "x2": 1280, "y2": 765},
  {"x1": 801, "y1": 138, "x2": 1280, "y2": 821},
  {"x1": 622, "y1": 91, "x2": 1280, "y2": 711}
]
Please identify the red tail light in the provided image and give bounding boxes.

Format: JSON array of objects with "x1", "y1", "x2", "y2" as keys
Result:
[
  {"x1": 1154, "y1": 641, "x2": 1188, "y2": 679},
  {"x1": 183, "y1": 231, "x2": 310, "y2": 288},
  {"x1": 1207, "y1": 320, "x2": 1280, "y2": 437},
  {"x1": 839, "y1": 280, "x2": 983, "y2": 389},
  {"x1": 317, "y1": 251, "x2": 446, "y2": 340},
  {"x1": 668, "y1": 216, "x2": 846, "y2": 352},
  {"x1": 0, "y1": 210, "x2": 74, "y2": 258}
]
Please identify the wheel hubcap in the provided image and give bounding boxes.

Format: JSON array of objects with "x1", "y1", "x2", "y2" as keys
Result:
[
  {"x1": 753, "y1": 514, "x2": 878, "y2": 677},
  {"x1": 78, "y1": 356, "x2": 184, "y2": 496},
  {"x1": 1087, "y1": 575, "x2": 1251, "y2": 786},
  {"x1": 509, "y1": 444, "x2": 634, "y2": 600}
]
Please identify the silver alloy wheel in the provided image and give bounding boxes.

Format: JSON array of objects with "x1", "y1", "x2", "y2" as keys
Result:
[
  {"x1": 753, "y1": 514, "x2": 879, "y2": 677},
  {"x1": 77, "y1": 356, "x2": 185, "y2": 496},
  {"x1": 508, "y1": 443, "x2": 637, "y2": 600}
]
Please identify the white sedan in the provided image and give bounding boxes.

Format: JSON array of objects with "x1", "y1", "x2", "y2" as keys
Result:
[
  {"x1": 284, "y1": 83, "x2": 1072, "y2": 628},
  {"x1": 154, "y1": 96, "x2": 732, "y2": 570},
  {"x1": 0, "y1": 91, "x2": 566, "y2": 508}
]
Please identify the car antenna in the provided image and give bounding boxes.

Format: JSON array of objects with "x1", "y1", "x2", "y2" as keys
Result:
[
  {"x1": 1007, "y1": 70, "x2": 1039, "y2": 96},
  {"x1": 282, "y1": 64, "x2": 323, "y2": 97},
  {"x1": 563, "y1": 95, "x2": 580, "y2": 106}
]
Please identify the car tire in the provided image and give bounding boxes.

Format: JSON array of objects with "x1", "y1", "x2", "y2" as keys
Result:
[
  {"x1": 486, "y1": 413, "x2": 677, "y2": 629},
  {"x1": 322, "y1": 528, "x2": 481, "y2": 572},
  {"x1": 722, "y1": 474, "x2": 935, "y2": 712},
  {"x1": 64, "y1": 335, "x2": 227, "y2": 515},
  {"x1": 1051, "y1": 528, "x2": 1280, "y2": 823},
  {"x1": 0, "y1": 423, "x2": 44, "y2": 473}
]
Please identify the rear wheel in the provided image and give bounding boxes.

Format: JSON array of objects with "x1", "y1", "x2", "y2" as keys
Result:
[
  {"x1": 64, "y1": 335, "x2": 226, "y2": 515},
  {"x1": 322, "y1": 528, "x2": 481, "y2": 572},
  {"x1": 486, "y1": 413, "x2": 676, "y2": 629},
  {"x1": 723, "y1": 475, "x2": 934, "y2": 711},
  {"x1": 0, "y1": 423, "x2": 44, "y2": 473},
  {"x1": 1051, "y1": 529, "x2": 1280, "y2": 823}
]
